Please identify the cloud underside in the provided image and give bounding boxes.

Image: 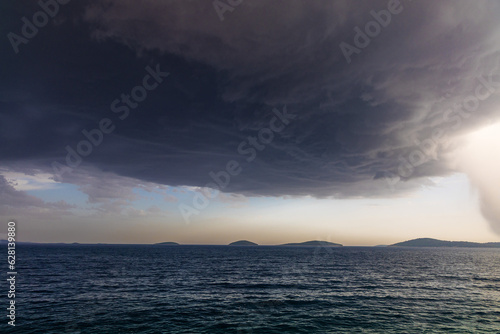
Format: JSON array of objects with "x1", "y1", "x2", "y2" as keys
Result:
[{"x1": 1, "y1": 0, "x2": 500, "y2": 204}]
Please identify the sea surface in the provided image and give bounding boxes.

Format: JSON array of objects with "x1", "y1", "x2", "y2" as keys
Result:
[{"x1": 3, "y1": 245, "x2": 500, "y2": 333}]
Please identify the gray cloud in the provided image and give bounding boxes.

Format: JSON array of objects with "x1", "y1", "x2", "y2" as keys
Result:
[
  {"x1": 80, "y1": 0, "x2": 500, "y2": 196},
  {"x1": 0, "y1": 175, "x2": 74, "y2": 217},
  {"x1": 1, "y1": 0, "x2": 500, "y2": 213}
]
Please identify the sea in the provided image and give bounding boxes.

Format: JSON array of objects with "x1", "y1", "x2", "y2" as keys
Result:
[{"x1": 3, "y1": 245, "x2": 500, "y2": 333}]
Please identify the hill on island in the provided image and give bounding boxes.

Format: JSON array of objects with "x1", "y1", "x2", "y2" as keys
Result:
[
  {"x1": 229, "y1": 240, "x2": 258, "y2": 246},
  {"x1": 280, "y1": 240, "x2": 342, "y2": 247},
  {"x1": 155, "y1": 242, "x2": 179, "y2": 246},
  {"x1": 391, "y1": 238, "x2": 500, "y2": 248}
]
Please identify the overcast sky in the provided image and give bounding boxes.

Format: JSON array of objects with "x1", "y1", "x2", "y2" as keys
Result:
[{"x1": 1, "y1": 0, "x2": 500, "y2": 245}]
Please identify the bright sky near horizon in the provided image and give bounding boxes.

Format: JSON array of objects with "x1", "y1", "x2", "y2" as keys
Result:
[{"x1": 2, "y1": 157, "x2": 498, "y2": 246}]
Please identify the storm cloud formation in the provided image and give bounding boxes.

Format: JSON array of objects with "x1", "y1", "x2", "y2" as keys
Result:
[{"x1": 1, "y1": 1, "x2": 500, "y2": 225}]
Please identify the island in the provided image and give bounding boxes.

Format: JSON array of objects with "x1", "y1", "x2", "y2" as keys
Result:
[
  {"x1": 391, "y1": 238, "x2": 500, "y2": 248},
  {"x1": 280, "y1": 240, "x2": 342, "y2": 247},
  {"x1": 229, "y1": 240, "x2": 258, "y2": 246},
  {"x1": 155, "y1": 242, "x2": 180, "y2": 246}
]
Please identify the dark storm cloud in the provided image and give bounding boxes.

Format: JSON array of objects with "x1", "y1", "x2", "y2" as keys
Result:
[{"x1": 1, "y1": 0, "x2": 500, "y2": 200}]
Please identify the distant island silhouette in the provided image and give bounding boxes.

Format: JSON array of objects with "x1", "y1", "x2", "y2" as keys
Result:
[
  {"x1": 280, "y1": 240, "x2": 343, "y2": 247},
  {"x1": 2, "y1": 238, "x2": 499, "y2": 247},
  {"x1": 391, "y1": 238, "x2": 500, "y2": 248},
  {"x1": 229, "y1": 240, "x2": 258, "y2": 246}
]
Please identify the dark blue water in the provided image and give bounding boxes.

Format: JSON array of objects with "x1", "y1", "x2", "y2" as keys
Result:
[{"x1": 3, "y1": 245, "x2": 500, "y2": 333}]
